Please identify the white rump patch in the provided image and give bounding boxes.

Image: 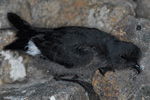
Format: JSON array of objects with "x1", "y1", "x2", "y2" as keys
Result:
[{"x1": 26, "y1": 40, "x2": 41, "y2": 56}]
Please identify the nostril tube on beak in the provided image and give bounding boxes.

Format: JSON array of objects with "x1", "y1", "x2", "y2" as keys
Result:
[{"x1": 133, "y1": 64, "x2": 141, "y2": 74}]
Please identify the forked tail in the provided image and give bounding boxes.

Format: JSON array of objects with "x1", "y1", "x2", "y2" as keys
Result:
[
  {"x1": 7, "y1": 13, "x2": 32, "y2": 32},
  {"x1": 2, "y1": 13, "x2": 39, "y2": 53},
  {"x1": 1, "y1": 13, "x2": 53, "y2": 34},
  {"x1": 1, "y1": 13, "x2": 52, "y2": 54}
]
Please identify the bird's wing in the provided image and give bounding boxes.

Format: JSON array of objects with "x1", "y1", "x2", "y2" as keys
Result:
[{"x1": 32, "y1": 32, "x2": 94, "y2": 68}]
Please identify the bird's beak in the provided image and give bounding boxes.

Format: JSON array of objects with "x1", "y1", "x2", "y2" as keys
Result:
[{"x1": 133, "y1": 64, "x2": 141, "y2": 74}]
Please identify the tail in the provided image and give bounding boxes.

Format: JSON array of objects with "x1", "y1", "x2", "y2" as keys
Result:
[
  {"x1": 7, "y1": 13, "x2": 32, "y2": 32},
  {"x1": 3, "y1": 13, "x2": 52, "y2": 53},
  {"x1": 3, "y1": 38, "x2": 29, "y2": 51},
  {"x1": 55, "y1": 77, "x2": 100, "y2": 100},
  {"x1": 1, "y1": 13, "x2": 53, "y2": 33},
  {"x1": 3, "y1": 13, "x2": 37, "y2": 52}
]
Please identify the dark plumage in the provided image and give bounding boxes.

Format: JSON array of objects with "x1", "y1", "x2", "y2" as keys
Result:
[
  {"x1": 4, "y1": 13, "x2": 142, "y2": 74},
  {"x1": 1, "y1": 13, "x2": 142, "y2": 100}
]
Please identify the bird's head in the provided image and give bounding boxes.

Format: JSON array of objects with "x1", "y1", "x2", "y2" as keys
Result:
[{"x1": 107, "y1": 40, "x2": 142, "y2": 73}]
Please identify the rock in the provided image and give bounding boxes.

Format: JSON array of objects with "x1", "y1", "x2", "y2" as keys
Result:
[
  {"x1": 92, "y1": 15, "x2": 150, "y2": 100},
  {"x1": 0, "y1": 0, "x2": 32, "y2": 28},
  {"x1": 135, "y1": 85, "x2": 150, "y2": 100},
  {"x1": 0, "y1": 50, "x2": 27, "y2": 83},
  {"x1": 135, "y1": 0, "x2": 150, "y2": 20},
  {"x1": 0, "y1": 0, "x2": 135, "y2": 30},
  {"x1": 86, "y1": 0, "x2": 136, "y2": 32},
  {"x1": 0, "y1": 77, "x2": 88, "y2": 100},
  {"x1": 30, "y1": 0, "x2": 136, "y2": 32},
  {"x1": 112, "y1": 15, "x2": 150, "y2": 52}
]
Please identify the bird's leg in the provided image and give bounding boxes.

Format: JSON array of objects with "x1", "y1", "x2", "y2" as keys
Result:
[
  {"x1": 98, "y1": 67, "x2": 115, "y2": 76},
  {"x1": 72, "y1": 75, "x2": 79, "y2": 80},
  {"x1": 53, "y1": 74, "x2": 67, "y2": 81},
  {"x1": 54, "y1": 75, "x2": 79, "y2": 81},
  {"x1": 54, "y1": 75, "x2": 61, "y2": 81}
]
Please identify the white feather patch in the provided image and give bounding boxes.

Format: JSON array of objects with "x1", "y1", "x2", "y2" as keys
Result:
[{"x1": 26, "y1": 40, "x2": 41, "y2": 56}]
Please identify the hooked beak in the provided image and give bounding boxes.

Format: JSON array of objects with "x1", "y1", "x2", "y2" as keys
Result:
[{"x1": 133, "y1": 64, "x2": 141, "y2": 74}]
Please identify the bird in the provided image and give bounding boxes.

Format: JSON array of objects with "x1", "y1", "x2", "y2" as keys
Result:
[
  {"x1": 1, "y1": 13, "x2": 142, "y2": 100},
  {"x1": 3, "y1": 13, "x2": 142, "y2": 75}
]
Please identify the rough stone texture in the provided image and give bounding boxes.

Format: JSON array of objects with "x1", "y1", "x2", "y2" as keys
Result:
[
  {"x1": 0, "y1": 0, "x2": 136, "y2": 30},
  {"x1": 135, "y1": 0, "x2": 150, "y2": 20},
  {"x1": 0, "y1": 77, "x2": 88, "y2": 100},
  {"x1": 0, "y1": 51, "x2": 27, "y2": 83},
  {"x1": 87, "y1": 0, "x2": 136, "y2": 32},
  {"x1": 0, "y1": 0, "x2": 150, "y2": 100}
]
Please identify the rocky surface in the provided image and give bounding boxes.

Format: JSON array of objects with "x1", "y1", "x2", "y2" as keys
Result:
[
  {"x1": 87, "y1": 0, "x2": 136, "y2": 32},
  {"x1": 0, "y1": 76, "x2": 88, "y2": 100},
  {"x1": 135, "y1": 0, "x2": 150, "y2": 20},
  {"x1": 0, "y1": 0, "x2": 150, "y2": 100}
]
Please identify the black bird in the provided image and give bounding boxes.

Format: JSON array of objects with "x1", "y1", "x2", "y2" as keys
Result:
[
  {"x1": 3, "y1": 13, "x2": 142, "y2": 75},
  {"x1": 1, "y1": 13, "x2": 142, "y2": 100}
]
